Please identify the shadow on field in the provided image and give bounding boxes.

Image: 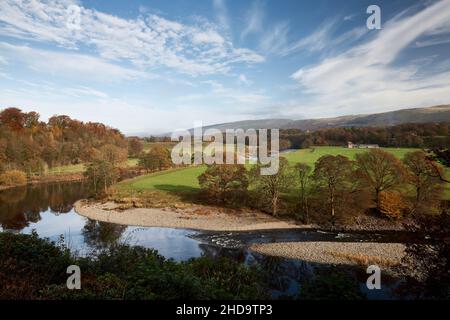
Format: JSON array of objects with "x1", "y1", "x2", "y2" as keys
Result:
[
  {"x1": 154, "y1": 184, "x2": 199, "y2": 194},
  {"x1": 153, "y1": 184, "x2": 201, "y2": 204}
]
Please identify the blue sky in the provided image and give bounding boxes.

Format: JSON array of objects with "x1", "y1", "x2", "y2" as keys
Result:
[{"x1": 0, "y1": 0, "x2": 449, "y2": 134}]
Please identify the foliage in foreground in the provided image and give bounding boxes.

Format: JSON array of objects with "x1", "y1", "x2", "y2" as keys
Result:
[
  {"x1": 300, "y1": 269, "x2": 366, "y2": 300},
  {"x1": 0, "y1": 232, "x2": 268, "y2": 300}
]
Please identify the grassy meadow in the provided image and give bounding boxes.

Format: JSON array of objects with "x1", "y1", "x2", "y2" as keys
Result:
[
  {"x1": 116, "y1": 166, "x2": 205, "y2": 193},
  {"x1": 115, "y1": 146, "x2": 450, "y2": 199},
  {"x1": 46, "y1": 158, "x2": 139, "y2": 176},
  {"x1": 282, "y1": 146, "x2": 420, "y2": 165}
]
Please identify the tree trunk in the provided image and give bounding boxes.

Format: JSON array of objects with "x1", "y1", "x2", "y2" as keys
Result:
[
  {"x1": 304, "y1": 198, "x2": 309, "y2": 224},
  {"x1": 330, "y1": 187, "x2": 335, "y2": 227},
  {"x1": 375, "y1": 188, "x2": 381, "y2": 212},
  {"x1": 272, "y1": 194, "x2": 278, "y2": 216}
]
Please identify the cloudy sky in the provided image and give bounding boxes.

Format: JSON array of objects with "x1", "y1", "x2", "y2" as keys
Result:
[{"x1": 0, "y1": 0, "x2": 449, "y2": 134}]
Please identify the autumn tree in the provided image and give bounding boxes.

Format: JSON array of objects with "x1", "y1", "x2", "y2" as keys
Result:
[
  {"x1": 355, "y1": 149, "x2": 406, "y2": 213},
  {"x1": 250, "y1": 157, "x2": 291, "y2": 216},
  {"x1": 294, "y1": 162, "x2": 312, "y2": 223},
  {"x1": 279, "y1": 139, "x2": 292, "y2": 151},
  {"x1": 139, "y1": 144, "x2": 171, "y2": 172},
  {"x1": 127, "y1": 137, "x2": 143, "y2": 157},
  {"x1": 428, "y1": 148, "x2": 450, "y2": 183},
  {"x1": 0, "y1": 170, "x2": 27, "y2": 186},
  {"x1": 84, "y1": 160, "x2": 119, "y2": 196},
  {"x1": 0, "y1": 107, "x2": 128, "y2": 172},
  {"x1": 198, "y1": 164, "x2": 249, "y2": 205},
  {"x1": 378, "y1": 191, "x2": 407, "y2": 219},
  {"x1": 313, "y1": 155, "x2": 353, "y2": 224},
  {"x1": 99, "y1": 144, "x2": 128, "y2": 165},
  {"x1": 0, "y1": 108, "x2": 25, "y2": 131},
  {"x1": 403, "y1": 151, "x2": 444, "y2": 212},
  {"x1": 401, "y1": 147, "x2": 450, "y2": 298}
]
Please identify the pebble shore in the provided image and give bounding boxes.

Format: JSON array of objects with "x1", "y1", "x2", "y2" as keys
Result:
[
  {"x1": 250, "y1": 241, "x2": 406, "y2": 267},
  {"x1": 74, "y1": 200, "x2": 302, "y2": 231}
]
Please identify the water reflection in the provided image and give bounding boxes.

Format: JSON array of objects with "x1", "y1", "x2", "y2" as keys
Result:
[
  {"x1": 0, "y1": 182, "x2": 90, "y2": 231},
  {"x1": 0, "y1": 182, "x2": 403, "y2": 299},
  {"x1": 83, "y1": 220, "x2": 127, "y2": 249},
  {"x1": 0, "y1": 182, "x2": 207, "y2": 260}
]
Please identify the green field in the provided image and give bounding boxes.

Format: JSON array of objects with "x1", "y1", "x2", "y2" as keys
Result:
[
  {"x1": 116, "y1": 146, "x2": 450, "y2": 197},
  {"x1": 48, "y1": 163, "x2": 85, "y2": 174},
  {"x1": 47, "y1": 158, "x2": 139, "y2": 175},
  {"x1": 283, "y1": 146, "x2": 420, "y2": 167},
  {"x1": 116, "y1": 166, "x2": 205, "y2": 193}
]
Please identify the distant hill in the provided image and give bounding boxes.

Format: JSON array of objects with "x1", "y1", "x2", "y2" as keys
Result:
[{"x1": 194, "y1": 105, "x2": 450, "y2": 132}]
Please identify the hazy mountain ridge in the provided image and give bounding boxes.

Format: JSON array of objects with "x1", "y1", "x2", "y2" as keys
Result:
[{"x1": 195, "y1": 105, "x2": 450, "y2": 133}]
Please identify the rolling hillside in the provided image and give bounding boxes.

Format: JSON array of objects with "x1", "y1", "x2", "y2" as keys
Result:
[{"x1": 192, "y1": 105, "x2": 450, "y2": 132}]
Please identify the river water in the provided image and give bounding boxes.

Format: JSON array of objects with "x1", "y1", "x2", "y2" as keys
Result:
[{"x1": 0, "y1": 181, "x2": 410, "y2": 299}]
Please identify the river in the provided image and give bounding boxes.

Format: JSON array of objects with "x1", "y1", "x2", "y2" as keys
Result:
[{"x1": 0, "y1": 181, "x2": 410, "y2": 299}]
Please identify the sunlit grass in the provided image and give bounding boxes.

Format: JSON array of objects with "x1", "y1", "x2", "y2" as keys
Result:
[
  {"x1": 283, "y1": 146, "x2": 420, "y2": 166},
  {"x1": 113, "y1": 146, "x2": 450, "y2": 200},
  {"x1": 47, "y1": 158, "x2": 139, "y2": 175},
  {"x1": 116, "y1": 166, "x2": 205, "y2": 193},
  {"x1": 48, "y1": 163, "x2": 85, "y2": 174}
]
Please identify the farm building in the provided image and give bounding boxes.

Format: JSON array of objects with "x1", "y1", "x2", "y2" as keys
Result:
[{"x1": 347, "y1": 141, "x2": 379, "y2": 149}]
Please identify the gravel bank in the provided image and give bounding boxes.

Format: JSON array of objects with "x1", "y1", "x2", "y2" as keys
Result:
[
  {"x1": 250, "y1": 242, "x2": 406, "y2": 267},
  {"x1": 74, "y1": 200, "x2": 301, "y2": 231}
]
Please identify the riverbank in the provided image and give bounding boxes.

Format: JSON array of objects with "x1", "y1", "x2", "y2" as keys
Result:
[
  {"x1": 0, "y1": 172, "x2": 84, "y2": 191},
  {"x1": 250, "y1": 242, "x2": 406, "y2": 267},
  {"x1": 75, "y1": 200, "x2": 303, "y2": 231}
]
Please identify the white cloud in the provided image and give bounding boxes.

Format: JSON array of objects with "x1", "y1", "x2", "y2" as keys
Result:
[
  {"x1": 259, "y1": 21, "x2": 290, "y2": 55},
  {"x1": 279, "y1": 20, "x2": 336, "y2": 56},
  {"x1": 261, "y1": 17, "x2": 367, "y2": 57},
  {"x1": 192, "y1": 30, "x2": 225, "y2": 44},
  {"x1": 0, "y1": 85, "x2": 256, "y2": 134},
  {"x1": 290, "y1": 0, "x2": 450, "y2": 117},
  {"x1": 415, "y1": 36, "x2": 450, "y2": 47},
  {"x1": 0, "y1": 0, "x2": 264, "y2": 76},
  {"x1": 0, "y1": 42, "x2": 151, "y2": 82},
  {"x1": 213, "y1": 0, "x2": 229, "y2": 31},
  {"x1": 241, "y1": 0, "x2": 264, "y2": 40},
  {"x1": 343, "y1": 14, "x2": 356, "y2": 21},
  {"x1": 238, "y1": 74, "x2": 251, "y2": 85},
  {"x1": 0, "y1": 56, "x2": 8, "y2": 65},
  {"x1": 203, "y1": 80, "x2": 268, "y2": 104}
]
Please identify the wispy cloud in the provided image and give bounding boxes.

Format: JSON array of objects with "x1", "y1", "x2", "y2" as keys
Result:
[
  {"x1": 238, "y1": 74, "x2": 251, "y2": 86},
  {"x1": 260, "y1": 17, "x2": 367, "y2": 57},
  {"x1": 259, "y1": 21, "x2": 290, "y2": 55},
  {"x1": 0, "y1": 0, "x2": 264, "y2": 76},
  {"x1": 241, "y1": 0, "x2": 264, "y2": 40},
  {"x1": 213, "y1": 0, "x2": 230, "y2": 31},
  {"x1": 290, "y1": 0, "x2": 450, "y2": 117},
  {"x1": 0, "y1": 42, "x2": 151, "y2": 82},
  {"x1": 279, "y1": 19, "x2": 337, "y2": 56},
  {"x1": 415, "y1": 36, "x2": 450, "y2": 47}
]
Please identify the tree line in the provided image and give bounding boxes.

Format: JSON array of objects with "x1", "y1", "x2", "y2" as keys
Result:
[
  {"x1": 198, "y1": 149, "x2": 448, "y2": 226},
  {"x1": 279, "y1": 122, "x2": 450, "y2": 149},
  {"x1": 154, "y1": 122, "x2": 450, "y2": 151},
  {"x1": 0, "y1": 107, "x2": 129, "y2": 176}
]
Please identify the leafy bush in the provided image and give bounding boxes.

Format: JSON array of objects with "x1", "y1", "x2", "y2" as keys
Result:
[
  {"x1": 198, "y1": 164, "x2": 248, "y2": 206},
  {"x1": 379, "y1": 191, "x2": 406, "y2": 219},
  {"x1": 300, "y1": 269, "x2": 366, "y2": 300},
  {"x1": 0, "y1": 232, "x2": 268, "y2": 300},
  {"x1": 0, "y1": 169, "x2": 27, "y2": 186},
  {"x1": 84, "y1": 160, "x2": 119, "y2": 196}
]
